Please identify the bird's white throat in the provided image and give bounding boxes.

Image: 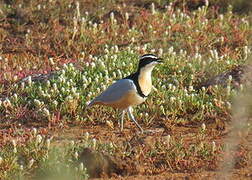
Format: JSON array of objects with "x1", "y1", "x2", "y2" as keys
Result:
[{"x1": 138, "y1": 62, "x2": 157, "y2": 96}]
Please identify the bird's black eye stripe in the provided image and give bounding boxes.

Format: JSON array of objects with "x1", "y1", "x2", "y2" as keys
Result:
[
  {"x1": 138, "y1": 58, "x2": 157, "y2": 68},
  {"x1": 140, "y1": 54, "x2": 158, "y2": 60}
]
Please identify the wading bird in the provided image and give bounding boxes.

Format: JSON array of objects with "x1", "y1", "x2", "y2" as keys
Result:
[{"x1": 87, "y1": 54, "x2": 162, "y2": 132}]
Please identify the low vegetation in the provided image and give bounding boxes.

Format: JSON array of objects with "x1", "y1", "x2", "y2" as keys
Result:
[{"x1": 0, "y1": 0, "x2": 251, "y2": 179}]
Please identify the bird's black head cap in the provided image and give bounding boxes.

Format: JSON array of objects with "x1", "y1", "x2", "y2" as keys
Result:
[{"x1": 138, "y1": 54, "x2": 162, "y2": 70}]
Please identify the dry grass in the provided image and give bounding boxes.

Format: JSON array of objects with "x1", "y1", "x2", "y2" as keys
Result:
[{"x1": 0, "y1": 0, "x2": 251, "y2": 179}]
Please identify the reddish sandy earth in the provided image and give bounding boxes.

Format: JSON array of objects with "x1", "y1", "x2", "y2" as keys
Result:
[{"x1": 51, "y1": 120, "x2": 252, "y2": 180}]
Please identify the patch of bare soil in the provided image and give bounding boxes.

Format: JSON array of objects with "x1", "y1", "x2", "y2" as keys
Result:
[{"x1": 50, "y1": 121, "x2": 252, "y2": 179}]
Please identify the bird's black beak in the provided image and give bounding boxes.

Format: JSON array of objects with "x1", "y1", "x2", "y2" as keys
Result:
[{"x1": 157, "y1": 58, "x2": 163, "y2": 63}]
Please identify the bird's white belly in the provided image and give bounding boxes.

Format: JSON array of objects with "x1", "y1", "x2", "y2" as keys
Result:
[{"x1": 95, "y1": 89, "x2": 146, "y2": 109}]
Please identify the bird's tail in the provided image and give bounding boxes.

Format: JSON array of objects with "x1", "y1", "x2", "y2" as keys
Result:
[
  {"x1": 85, "y1": 98, "x2": 97, "y2": 109},
  {"x1": 84, "y1": 101, "x2": 92, "y2": 112},
  {"x1": 86, "y1": 100, "x2": 94, "y2": 108}
]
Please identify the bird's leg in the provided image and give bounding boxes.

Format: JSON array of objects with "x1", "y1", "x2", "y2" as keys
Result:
[
  {"x1": 119, "y1": 110, "x2": 126, "y2": 131},
  {"x1": 127, "y1": 107, "x2": 144, "y2": 133}
]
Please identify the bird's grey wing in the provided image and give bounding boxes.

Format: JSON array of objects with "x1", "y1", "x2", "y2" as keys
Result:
[{"x1": 93, "y1": 79, "x2": 136, "y2": 103}]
